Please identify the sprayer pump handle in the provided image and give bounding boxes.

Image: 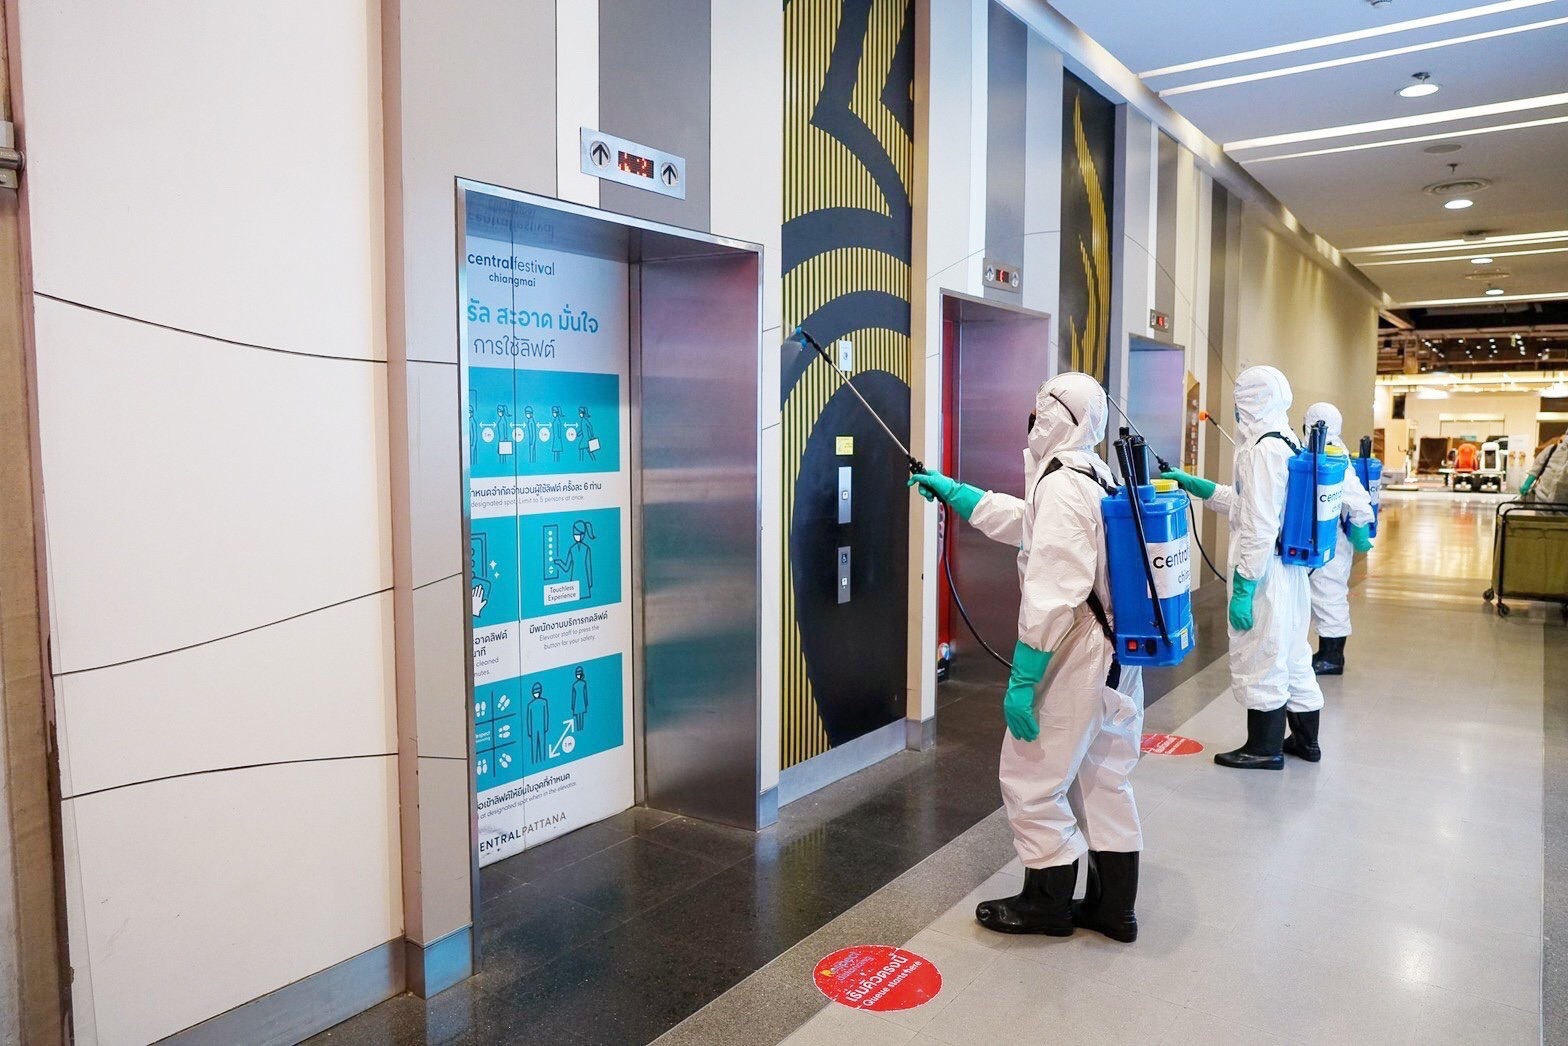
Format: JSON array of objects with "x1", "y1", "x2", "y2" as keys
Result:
[{"x1": 907, "y1": 457, "x2": 925, "y2": 475}]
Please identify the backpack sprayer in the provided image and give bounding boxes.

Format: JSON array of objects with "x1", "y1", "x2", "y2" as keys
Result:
[
  {"x1": 1278, "y1": 420, "x2": 1348, "y2": 568},
  {"x1": 1110, "y1": 398, "x2": 1226, "y2": 584},
  {"x1": 1355, "y1": 435, "x2": 1383, "y2": 537},
  {"x1": 1104, "y1": 434, "x2": 1197, "y2": 666}
]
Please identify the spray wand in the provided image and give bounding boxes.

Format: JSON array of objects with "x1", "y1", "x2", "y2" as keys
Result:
[
  {"x1": 791, "y1": 327, "x2": 924, "y2": 474},
  {"x1": 1198, "y1": 411, "x2": 1235, "y2": 447}
]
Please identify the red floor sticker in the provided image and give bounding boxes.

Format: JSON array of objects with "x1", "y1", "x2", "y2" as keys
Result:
[
  {"x1": 1141, "y1": 733, "x2": 1203, "y2": 755},
  {"x1": 815, "y1": 945, "x2": 942, "y2": 1011}
]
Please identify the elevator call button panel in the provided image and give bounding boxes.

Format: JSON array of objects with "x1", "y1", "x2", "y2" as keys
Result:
[{"x1": 837, "y1": 546, "x2": 851, "y2": 604}]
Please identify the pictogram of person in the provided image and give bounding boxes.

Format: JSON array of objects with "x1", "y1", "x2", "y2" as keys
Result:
[
  {"x1": 570, "y1": 666, "x2": 589, "y2": 731},
  {"x1": 526, "y1": 682, "x2": 550, "y2": 763}
]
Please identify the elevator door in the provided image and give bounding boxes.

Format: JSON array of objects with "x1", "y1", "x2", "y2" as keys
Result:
[
  {"x1": 943, "y1": 294, "x2": 1051, "y2": 665},
  {"x1": 1124, "y1": 335, "x2": 1186, "y2": 468},
  {"x1": 459, "y1": 182, "x2": 764, "y2": 868}
]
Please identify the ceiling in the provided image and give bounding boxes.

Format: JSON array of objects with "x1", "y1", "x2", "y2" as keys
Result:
[{"x1": 1051, "y1": 0, "x2": 1568, "y2": 310}]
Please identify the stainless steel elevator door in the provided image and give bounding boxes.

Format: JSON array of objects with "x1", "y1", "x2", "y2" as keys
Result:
[
  {"x1": 638, "y1": 251, "x2": 762, "y2": 829},
  {"x1": 1125, "y1": 336, "x2": 1187, "y2": 470},
  {"x1": 947, "y1": 295, "x2": 1052, "y2": 665}
]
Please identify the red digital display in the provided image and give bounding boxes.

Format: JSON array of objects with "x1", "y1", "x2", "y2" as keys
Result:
[{"x1": 618, "y1": 151, "x2": 654, "y2": 178}]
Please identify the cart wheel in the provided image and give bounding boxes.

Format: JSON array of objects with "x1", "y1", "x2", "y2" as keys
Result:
[
  {"x1": 1497, "y1": 602, "x2": 1511, "y2": 618},
  {"x1": 1483, "y1": 588, "x2": 1495, "y2": 602}
]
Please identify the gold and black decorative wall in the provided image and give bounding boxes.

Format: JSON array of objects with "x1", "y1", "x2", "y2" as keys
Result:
[
  {"x1": 1059, "y1": 71, "x2": 1117, "y2": 382},
  {"x1": 781, "y1": 0, "x2": 915, "y2": 770}
]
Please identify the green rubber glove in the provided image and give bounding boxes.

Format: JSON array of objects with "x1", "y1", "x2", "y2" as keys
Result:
[
  {"x1": 907, "y1": 470, "x2": 984, "y2": 520},
  {"x1": 1229, "y1": 571, "x2": 1258, "y2": 631},
  {"x1": 1161, "y1": 469, "x2": 1217, "y2": 500},
  {"x1": 1348, "y1": 523, "x2": 1374, "y2": 554},
  {"x1": 1522, "y1": 474, "x2": 1537, "y2": 495},
  {"x1": 1003, "y1": 642, "x2": 1052, "y2": 742}
]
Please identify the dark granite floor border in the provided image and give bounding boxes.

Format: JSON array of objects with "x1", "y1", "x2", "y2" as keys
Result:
[
  {"x1": 1544, "y1": 618, "x2": 1567, "y2": 1044},
  {"x1": 651, "y1": 808, "x2": 1016, "y2": 1045}
]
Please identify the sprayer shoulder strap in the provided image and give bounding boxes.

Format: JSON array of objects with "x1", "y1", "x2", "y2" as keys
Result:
[
  {"x1": 1034, "y1": 459, "x2": 1119, "y2": 657},
  {"x1": 1034, "y1": 456, "x2": 1117, "y2": 498},
  {"x1": 1256, "y1": 431, "x2": 1301, "y2": 453}
]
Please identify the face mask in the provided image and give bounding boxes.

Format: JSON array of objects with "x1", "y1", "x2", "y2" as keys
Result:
[{"x1": 1028, "y1": 391, "x2": 1080, "y2": 462}]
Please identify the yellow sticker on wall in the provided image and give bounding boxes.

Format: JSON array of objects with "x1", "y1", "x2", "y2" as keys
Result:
[{"x1": 835, "y1": 436, "x2": 854, "y2": 455}]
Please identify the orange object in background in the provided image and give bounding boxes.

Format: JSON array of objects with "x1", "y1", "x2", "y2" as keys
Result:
[{"x1": 1454, "y1": 442, "x2": 1480, "y2": 471}]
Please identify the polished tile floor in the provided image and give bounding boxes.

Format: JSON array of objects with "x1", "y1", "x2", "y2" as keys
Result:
[
  {"x1": 312, "y1": 586, "x2": 1226, "y2": 1046},
  {"x1": 747, "y1": 491, "x2": 1558, "y2": 1046},
  {"x1": 315, "y1": 491, "x2": 1563, "y2": 1045}
]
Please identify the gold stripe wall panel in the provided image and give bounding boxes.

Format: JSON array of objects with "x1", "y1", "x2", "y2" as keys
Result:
[{"x1": 782, "y1": 0, "x2": 914, "y2": 771}]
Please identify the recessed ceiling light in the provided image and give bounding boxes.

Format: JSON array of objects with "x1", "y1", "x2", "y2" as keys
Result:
[
  {"x1": 1471, "y1": 256, "x2": 1494, "y2": 264},
  {"x1": 1399, "y1": 73, "x2": 1440, "y2": 98},
  {"x1": 1445, "y1": 198, "x2": 1475, "y2": 209},
  {"x1": 1485, "y1": 287, "x2": 1505, "y2": 295}
]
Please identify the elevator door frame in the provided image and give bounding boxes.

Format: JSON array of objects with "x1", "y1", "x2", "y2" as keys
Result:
[
  {"x1": 939, "y1": 291, "x2": 1052, "y2": 668},
  {"x1": 455, "y1": 182, "x2": 766, "y2": 950}
]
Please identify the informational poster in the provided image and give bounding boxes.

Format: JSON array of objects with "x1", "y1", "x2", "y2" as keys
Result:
[{"x1": 462, "y1": 206, "x2": 634, "y2": 866}]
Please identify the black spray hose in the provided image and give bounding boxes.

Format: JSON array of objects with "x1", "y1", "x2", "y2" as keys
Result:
[
  {"x1": 938, "y1": 503, "x2": 1013, "y2": 671},
  {"x1": 1188, "y1": 499, "x2": 1226, "y2": 582}
]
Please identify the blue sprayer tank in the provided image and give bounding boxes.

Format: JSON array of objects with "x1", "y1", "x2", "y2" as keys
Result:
[
  {"x1": 1279, "y1": 421, "x2": 1349, "y2": 568},
  {"x1": 1103, "y1": 435, "x2": 1196, "y2": 668},
  {"x1": 1355, "y1": 435, "x2": 1383, "y2": 537}
]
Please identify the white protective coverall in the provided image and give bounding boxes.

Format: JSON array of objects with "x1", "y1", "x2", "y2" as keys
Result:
[
  {"x1": 1304, "y1": 402, "x2": 1375, "y2": 639},
  {"x1": 1208, "y1": 367, "x2": 1324, "y2": 714},
  {"x1": 965, "y1": 373, "x2": 1144, "y2": 868},
  {"x1": 1528, "y1": 440, "x2": 1568, "y2": 503}
]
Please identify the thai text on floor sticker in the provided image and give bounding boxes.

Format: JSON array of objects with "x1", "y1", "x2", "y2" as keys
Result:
[
  {"x1": 1141, "y1": 733, "x2": 1203, "y2": 756},
  {"x1": 814, "y1": 945, "x2": 941, "y2": 1012}
]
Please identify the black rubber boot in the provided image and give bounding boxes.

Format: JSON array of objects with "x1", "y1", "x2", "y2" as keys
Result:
[
  {"x1": 975, "y1": 862, "x2": 1077, "y2": 935},
  {"x1": 1283, "y1": 710, "x2": 1322, "y2": 763},
  {"x1": 1214, "y1": 707, "x2": 1287, "y2": 770},
  {"x1": 1311, "y1": 636, "x2": 1346, "y2": 675},
  {"x1": 1072, "y1": 851, "x2": 1139, "y2": 943}
]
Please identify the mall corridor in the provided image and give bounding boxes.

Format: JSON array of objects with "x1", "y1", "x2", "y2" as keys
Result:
[
  {"x1": 308, "y1": 491, "x2": 1564, "y2": 1044},
  {"x1": 4, "y1": 1, "x2": 1568, "y2": 1044}
]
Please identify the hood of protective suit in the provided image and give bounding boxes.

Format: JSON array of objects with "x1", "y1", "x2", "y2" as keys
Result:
[
  {"x1": 1304, "y1": 401, "x2": 1345, "y2": 450},
  {"x1": 1027, "y1": 372, "x2": 1107, "y2": 464},
  {"x1": 1233, "y1": 365, "x2": 1293, "y2": 445}
]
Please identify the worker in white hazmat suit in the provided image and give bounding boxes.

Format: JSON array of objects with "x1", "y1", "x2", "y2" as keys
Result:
[
  {"x1": 1162, "y1": 366, "x2": 1323, "y2": 770},
  {"x1": 1303, "y1": 402, "x2": 1375, "y2": 683},
  {"x1": 909, "y1": 372, "x2": 1143, "y2": 942}
]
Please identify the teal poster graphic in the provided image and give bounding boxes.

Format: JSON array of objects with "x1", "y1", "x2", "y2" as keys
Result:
[
  {"x1": 475, "y1": 654, "x2": 625, "y2": 790},
  {"x1": 520, "y1": 507, "x2": 622, "y2": 618},
  {"x1": 468, "y1": 366, "x2": 620, "y2": 478},
  {"x1": 469, "y1": 515, "x2": 519, "y2": 628}
]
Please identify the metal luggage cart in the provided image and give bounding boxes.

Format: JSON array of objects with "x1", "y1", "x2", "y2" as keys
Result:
[{"x1": 1483, "y1": 500, "x2": 1568, "y2": 619}]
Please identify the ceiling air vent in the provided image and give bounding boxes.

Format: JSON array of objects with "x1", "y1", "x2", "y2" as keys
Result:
[{"x1": 1423, "y1": 177, "x2": 1491, "y2": 198}]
